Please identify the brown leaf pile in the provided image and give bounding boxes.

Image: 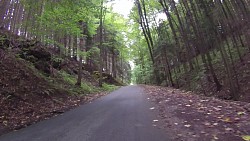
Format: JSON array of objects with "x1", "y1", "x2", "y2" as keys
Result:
[
  {"x1": 143, "y1": 85, "x2": 250, "y2": 141},
  {"x1": 0, "y1": 90, "x2": 108, "y2": 136}
]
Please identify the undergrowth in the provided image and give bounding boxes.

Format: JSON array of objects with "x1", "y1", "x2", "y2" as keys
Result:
[
  {"x1": 59, "y1": 71, "x2": 119, "y2": 95},
  {"x1": 170, "y1": 43, "x2": 247, "y2": 94},
  {"x1": 15, "y1": 54, "x2": 119, "y2": 96}
]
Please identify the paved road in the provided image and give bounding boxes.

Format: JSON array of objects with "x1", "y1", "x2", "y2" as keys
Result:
[{"x1": 0, "y1": 86, "x2": 169, "y2": 141}]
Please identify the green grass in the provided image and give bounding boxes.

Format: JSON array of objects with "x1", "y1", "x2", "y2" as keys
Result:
[
  {"x1": 102, "y1": 83, "x2": 119, "y2": 92},
  {"x1": 58, "y1": 71, "x2": 94, "y2": 94},
  {"x1": 59, "y1": 71, "x2": 119, "y2": 95},
  {"x1": 59, "y1": 71, "x2": 77, "y2": 85}
]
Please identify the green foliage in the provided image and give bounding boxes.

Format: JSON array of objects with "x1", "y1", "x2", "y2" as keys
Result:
[
  {"x1": 92, "y1": 71, "x2": 100, "y2": 80},
  {"x1": 102, "y1": 83, "x2": 118, "y2": 92},
  {"x1": 20, "y1": 0, "x2": 102, "y2": 43},
  {"x1": 59, "y1": 71, "x2": 96, "y2": 94},
  {"x1": 132, "y1": 61, "x2": 154, "y2": 84},
  {"x1": 58, "y1": 71, "x2": 118, "y2": 94},
  {"x1": 87, "y1": 47, "x2": 100, "y2": 58},
  {"x1": 0, "y1": 35, "x2": 6, "y2": 46},
  {"x1": 102, "y1": 10, "x2": 131, "y2": 62},
  {"x1": 78, "y1": 51, "x2": 88, "y2": 58},
  {"x1": 60, "y1": 71, "x2": 77, "y2": 85},
  {"x1": 16, "y1": 0, "x2": 133, "y2": 85},
  {"x1": 80, "y1": 83, "x2": 94, "y2": 94}
]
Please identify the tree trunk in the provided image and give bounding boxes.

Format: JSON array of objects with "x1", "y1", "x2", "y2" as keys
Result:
[{"x1": 99, "y1": 0, "x2": 104, "y2": 87}]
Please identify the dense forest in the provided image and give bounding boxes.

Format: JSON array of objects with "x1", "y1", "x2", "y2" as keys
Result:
[
  {"x1": 1, "y1": 0, "x2": 250, "y2": 100},
  {"x1": 0, "y1": 0, "x2": 132, "y2": 86},
  {"x1": 129, "y1": 0, "x2": 250, "y2": 101},
  {"x1": 0, "y1": 0, "x2": 250, "y2": 140},
  {"x1": 0, "y1": 0, "x2": 133, "y2": 133}
]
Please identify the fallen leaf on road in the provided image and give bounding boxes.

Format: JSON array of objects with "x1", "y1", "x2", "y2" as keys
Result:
[
  {"x1": 184, "y1": 124, "x2": 191, "y2": 127},
  {"x1": 204, "y1": 122, "x2": 211, "y2": 126},
  {"x1": 201, "y1": 131, "x2": 206, "y2": 134},
  {"x1": 222, "y1": 117, "x2": 233, "y2": 123},
  {"x1": 237, "y1": 112, "x2": 245, "y2": 115},
  {"x1": 213, "y1": 135, "x2": 219, "y2": 140},
  {"x1": 177, "y1": 134, "x2": 183, "y2": 137},
  {"x1": 225, "y1": 128, "x2": 233, "y2": 131},
  {"x1": 3, "y1": 121, "x2": 8, "y2": 126},
  {"x1": 242, "y1": 135, "x2": 250, "y2": 141},
  {"x1": 213, "y1": 123, "x2": 218, "y2": 126},
  {"x1": 201, "y1": 100, "x2": 208, "y2": 102},
  {"x1": 213, "y1": 107, "x2": 221, "y2": 111}
]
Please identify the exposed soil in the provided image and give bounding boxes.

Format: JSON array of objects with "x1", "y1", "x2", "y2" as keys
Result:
[{"x1": 143, "y1": 85, "x2": 250, "y2": 141}]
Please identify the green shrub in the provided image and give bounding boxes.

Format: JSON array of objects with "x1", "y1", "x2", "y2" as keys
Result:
[
  {"x1": 59, "y1": 71, "x2": 76, "y2": 85},
  {"x1": 81, "y1": 83, "x2": 94, "y2": 94},
  {"x1": 102, "y1": 83, "x2": 118, "y2": 92}
]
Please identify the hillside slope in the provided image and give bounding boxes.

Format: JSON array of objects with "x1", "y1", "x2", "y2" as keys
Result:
[
  {"x1": 178, "y1": 51, "x2": 250, "y2": 103},
  {"x1": 0, "y1": 29, "x2": 119, "y2": 135}
]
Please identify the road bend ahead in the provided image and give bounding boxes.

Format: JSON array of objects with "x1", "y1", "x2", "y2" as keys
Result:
[{"x1": 0, "y1": 86, "x2": 170, "y2": 141}]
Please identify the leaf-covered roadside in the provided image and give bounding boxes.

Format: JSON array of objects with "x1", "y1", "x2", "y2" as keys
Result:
[
  {"x1": 0, "y1": 50, "x2": 116, "y2": 136},
  {"x1": 0, "y1": 27, "x2": 121, "y2": 136},
  {"x1": 0, "y1": 90, "x2": 110, "y2": 136},
  {"x1": 143, "y1": 85, "x2": 250, "y2": 141}
]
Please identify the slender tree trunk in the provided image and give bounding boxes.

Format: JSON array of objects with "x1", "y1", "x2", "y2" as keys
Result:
[
  {"x1": 99, "y1": 0, "x2": 104, "y2": 87},
  {"x1": 137, "y1": 0, "x2": 160, "y2": 84},
  {"x1": 0, "y1": 0, "x2": 9, "y2": 27}
]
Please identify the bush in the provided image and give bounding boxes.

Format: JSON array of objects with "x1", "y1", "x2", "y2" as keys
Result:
[
  {"x1": 81, "y1": 83, "x2": 94, "y2": 94},
  {"x1": 59, "y1": 71, "x2": 76, "y2": 85},
  {"x1": 102, "y1": 83, "x2": 118, "y2": 92}
]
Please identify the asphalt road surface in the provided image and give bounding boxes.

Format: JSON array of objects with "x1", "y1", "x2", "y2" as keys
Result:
[{"x1": 0, "y1": 86, "x2": 169, "y2": 141}]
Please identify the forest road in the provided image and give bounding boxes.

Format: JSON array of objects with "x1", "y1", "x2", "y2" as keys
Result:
[{"x1": 0, "y1": 85, "x2": 170, "y2": 141}]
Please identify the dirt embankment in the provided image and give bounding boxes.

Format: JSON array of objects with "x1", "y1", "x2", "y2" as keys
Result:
[{"x1": 0, "y1": 29, "x2": 113, "y2": 135}]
